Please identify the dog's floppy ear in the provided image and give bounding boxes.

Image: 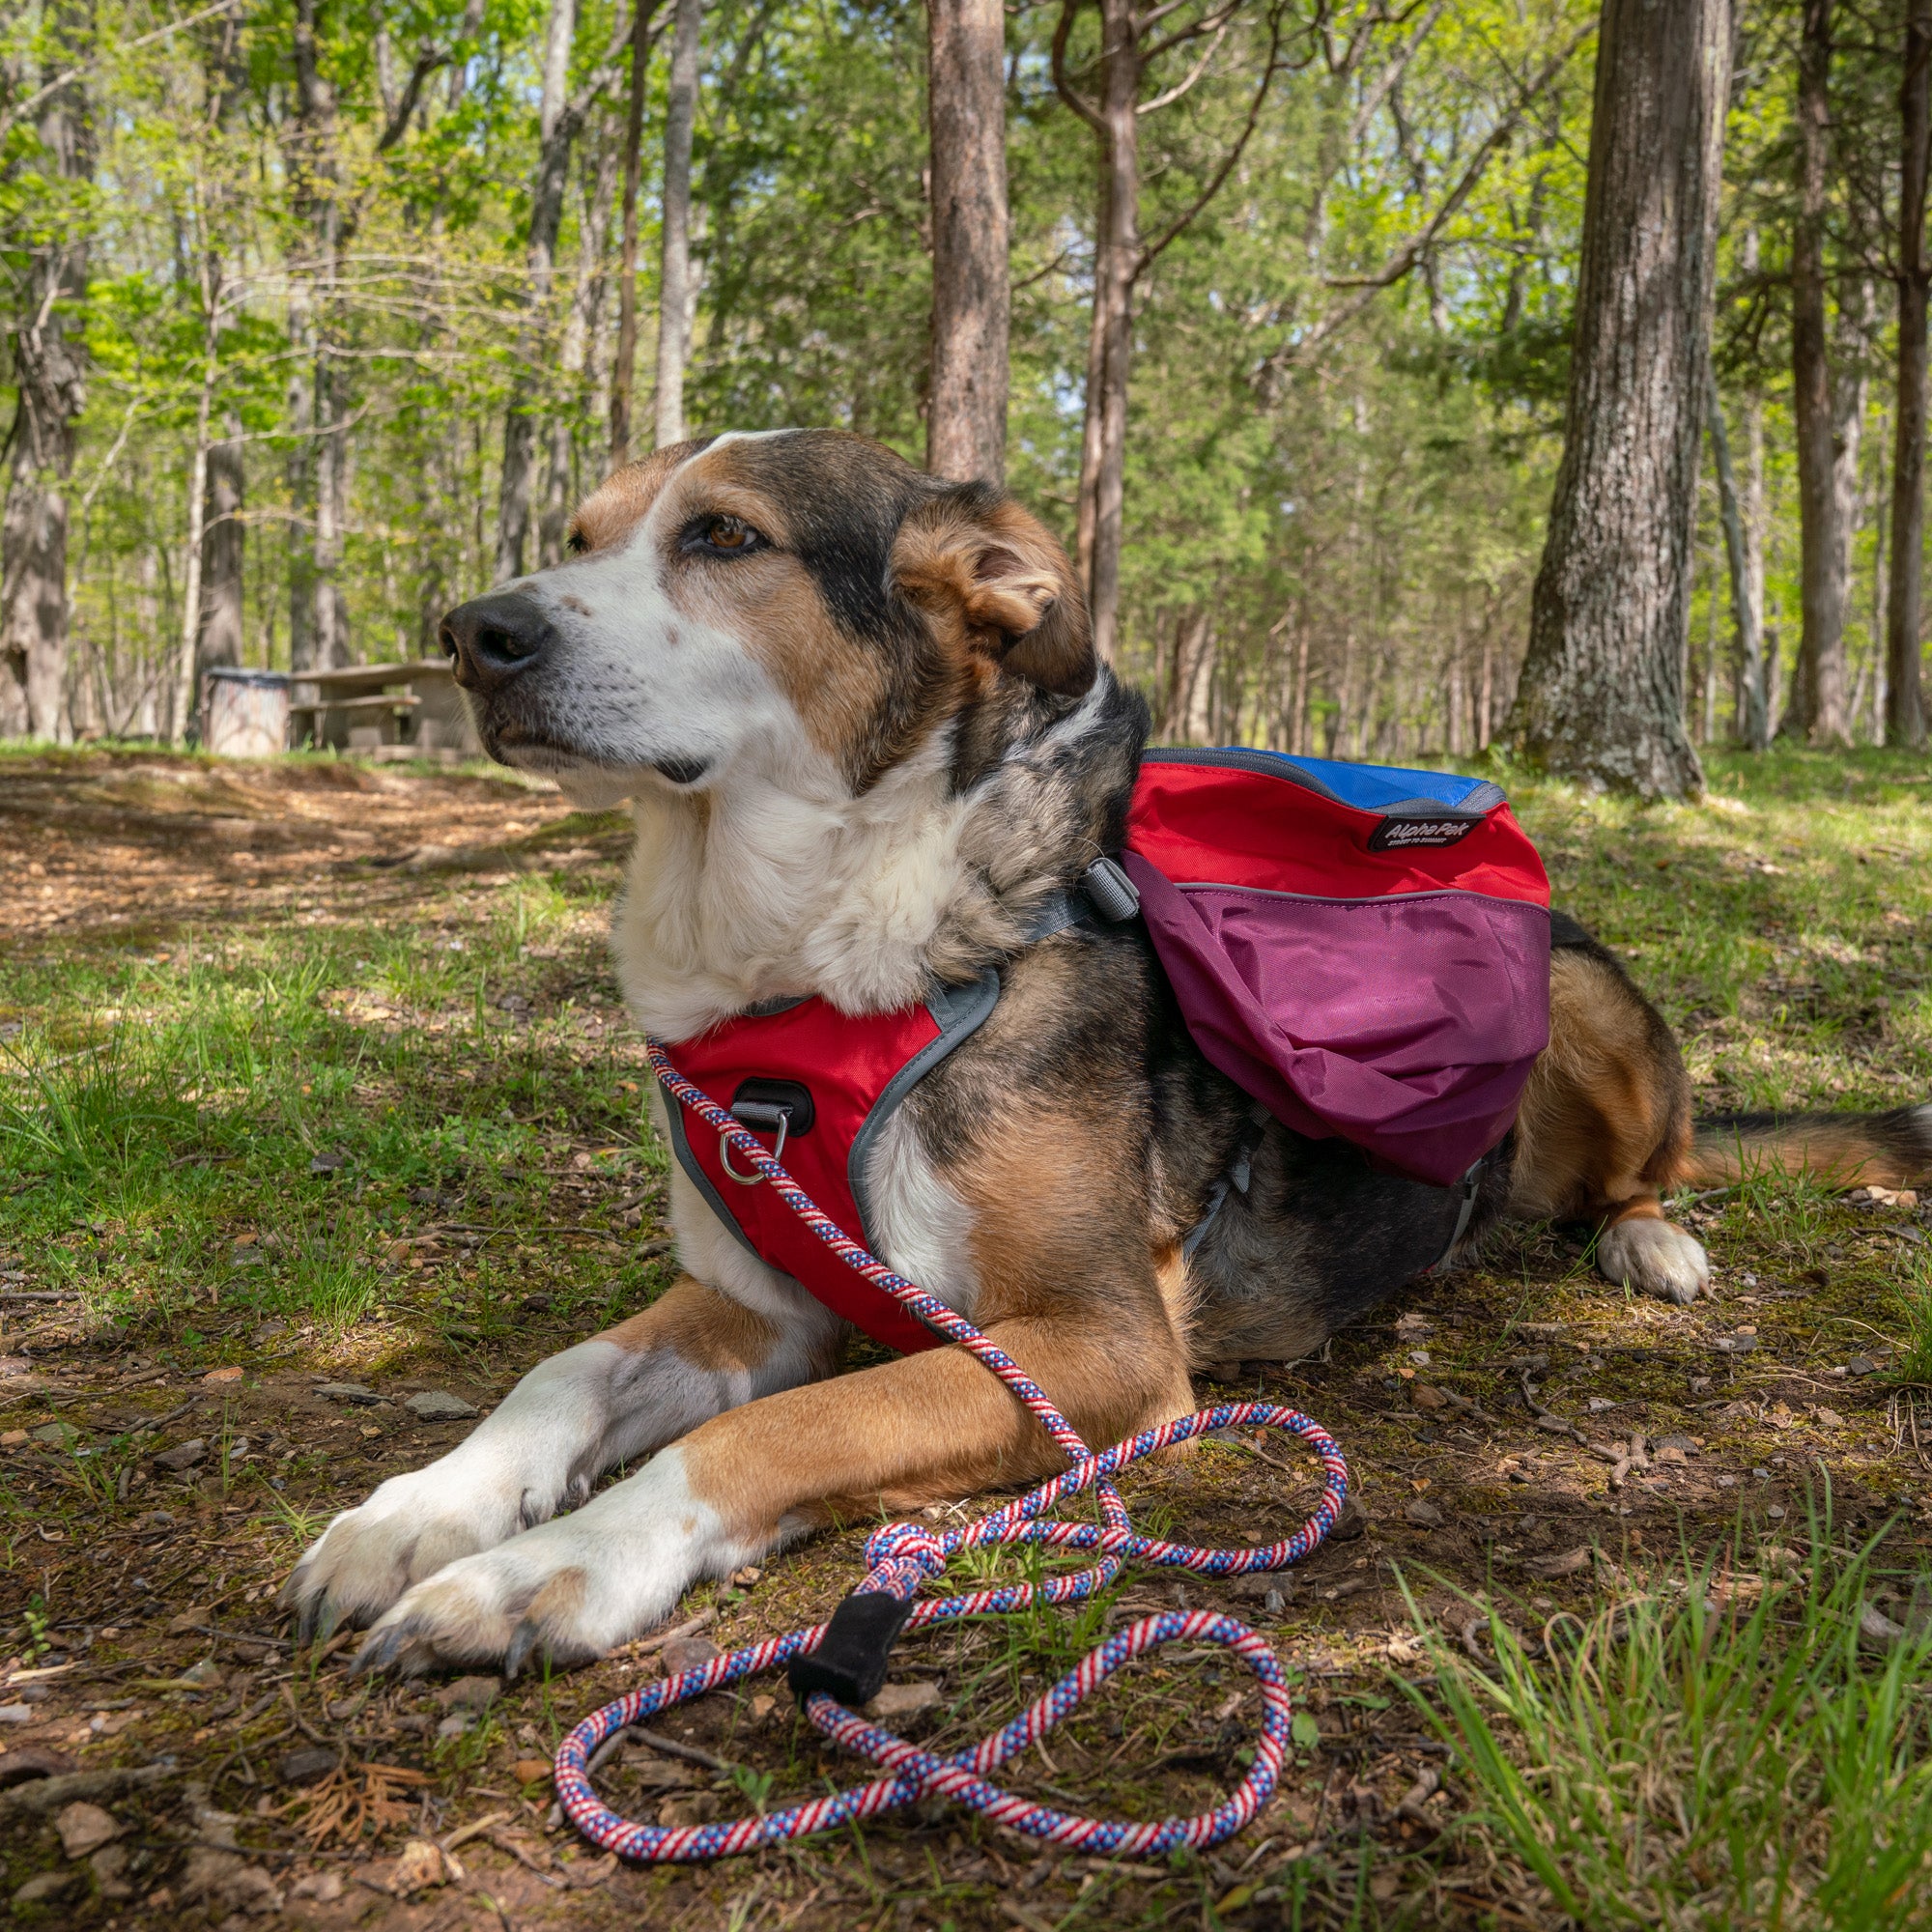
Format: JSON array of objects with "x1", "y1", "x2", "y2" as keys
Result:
[{"x1": 892, "y1": 484, "x2": 1095, "y2": 696}]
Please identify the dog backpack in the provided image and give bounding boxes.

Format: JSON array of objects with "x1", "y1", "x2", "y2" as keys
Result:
[{"x1": 655, "y1": 750, "x2": 1550, "y2": 1352}]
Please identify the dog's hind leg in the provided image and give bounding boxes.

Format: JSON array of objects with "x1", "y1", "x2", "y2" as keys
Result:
[
  {"x1": 1510, "y1": 926, "x2": 1709, "y2": 1304},
  {"x1": 282, "y1": 1275, "x2": 839, "y2": 1642}
]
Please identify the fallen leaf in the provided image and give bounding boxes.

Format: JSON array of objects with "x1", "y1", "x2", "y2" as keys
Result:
[
  {"x1": 512, "y1": 1758, "x2": 553, "y2": 1787},
  {"x1": 658, "y1": 1792, "x2": 721, "y2": 1828},
  {"x1": 201, "y1": 1367, "x2": 243, "y2": 1385},
  {"x1": 390, "y1": 1838, "x2": 452, "y2": 1893},
  {"x1": 1523, "y1": 1547, "x2": 1593, "y2": 1579}
]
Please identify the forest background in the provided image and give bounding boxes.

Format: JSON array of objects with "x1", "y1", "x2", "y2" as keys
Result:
[{"x1": 2, "y1": 0, "x2": 1928, "y2": 769}]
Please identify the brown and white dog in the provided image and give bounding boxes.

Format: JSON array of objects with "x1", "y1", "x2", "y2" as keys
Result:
[{"x1": 283, "y1": 429, "x2": 1932, "y2": 1676}]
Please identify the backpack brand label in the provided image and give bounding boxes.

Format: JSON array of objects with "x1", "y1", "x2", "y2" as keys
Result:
[{"x1": 1368, "y1": 815, "x2": 1477, "y2": 850}]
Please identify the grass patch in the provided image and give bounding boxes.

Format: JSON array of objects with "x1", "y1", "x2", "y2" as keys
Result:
[{"x1": 1408, "y1": 1518, "x2": 1932, "y2": 1929}]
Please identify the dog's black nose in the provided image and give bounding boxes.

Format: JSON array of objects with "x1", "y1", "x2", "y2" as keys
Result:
[{"x1": 440, "y1": 593, "x2": 556, "y2": 694}]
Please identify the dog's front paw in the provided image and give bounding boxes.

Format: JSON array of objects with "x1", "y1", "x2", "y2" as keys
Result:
[
  {"x1": 281, "y1": 1461, "x2": 533, "y2": 1642},
  {"x1": 348, "y1": 1448, "x2": 755, "y2": 1679},
  {"x1": 1596, "y1": 1216, "x2": 1709, "y2": 1305}
]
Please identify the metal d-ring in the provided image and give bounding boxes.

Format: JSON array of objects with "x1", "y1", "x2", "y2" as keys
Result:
[{"x1": 721, "y1": 1107, "x2": 787, "y2": 1184}]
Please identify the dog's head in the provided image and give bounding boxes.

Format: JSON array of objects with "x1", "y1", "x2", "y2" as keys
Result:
[{"x1": 440, "y1": 430, "x2": 1094, "y2": 807}]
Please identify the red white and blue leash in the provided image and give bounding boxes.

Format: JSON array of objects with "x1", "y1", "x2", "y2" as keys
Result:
[{"x1": 550, "y1": 1039, "x2": 1350, "y2": 1862}]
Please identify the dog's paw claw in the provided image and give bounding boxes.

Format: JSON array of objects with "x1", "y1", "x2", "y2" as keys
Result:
[{"x1": 504, "y1": 1619, "x2": 546, "y2": 1685}]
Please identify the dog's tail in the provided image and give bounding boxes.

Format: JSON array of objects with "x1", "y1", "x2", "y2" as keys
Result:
[{"x1": 1681, "y1": 1103, "x2": 1932, "y2": 1189}]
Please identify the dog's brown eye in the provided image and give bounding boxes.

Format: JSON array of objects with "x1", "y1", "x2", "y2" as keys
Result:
[{"x1": 703, "y1": 516, "x2": 759, "y2": 553}]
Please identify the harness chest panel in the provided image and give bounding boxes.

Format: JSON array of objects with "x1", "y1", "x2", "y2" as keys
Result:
[{"x1": 657, "y1": 974, "x2": 999, "y2": 1354}]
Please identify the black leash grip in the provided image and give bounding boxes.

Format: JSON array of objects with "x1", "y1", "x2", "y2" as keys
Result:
[{"x1": 787, "y1": 1589, "x2": 918, "y2": 1709}]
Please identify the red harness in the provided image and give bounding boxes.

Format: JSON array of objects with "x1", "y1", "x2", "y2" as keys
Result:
[{"x1": 656, "y1": 974, "x2": 1000, "y2": 1354}]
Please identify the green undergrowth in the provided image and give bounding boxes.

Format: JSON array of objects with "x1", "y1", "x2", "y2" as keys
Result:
[{"x1": 1408, "y1": 1515, "x2": 1932, "y2": 1930}]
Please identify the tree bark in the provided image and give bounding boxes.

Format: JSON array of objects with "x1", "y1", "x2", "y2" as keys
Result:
[
  {"x1": 653, "y1": 0, "x2": 702, "y2": 448},
  {"x1": 1889, "y1": 0, "x2": 1932, "y2": 748},
  {"x1": 199, "y1": 418, "x2": 246, "y2": 674},
  {"x1": 1509, "y1": 0, "x2": 1729, "y2": 798},
  {"x1": 497, "y1": 0, "x2": 582, "y2": 580},
  {"x1": 1072, "y1": 0, "x2": 1139, "y2": 665},
  {"x1": 540, "y1": 129, "x2": 621, "y2": 564},
  {"x1": 1709, "y1": 375, "x2": 1769, "y2": 748},
  {"x1": 925, "y1": 0, "x2": 1009, "y2": 482},
  {"x1": 608, "y1": 1, "x2": 655, "y2": 466},
  {"x1": 1, "y1": 0, "x2": 93, "y2": 741},
  {"x1": 1785, "y1": 0, "x2": 1849, "y2": 744}
]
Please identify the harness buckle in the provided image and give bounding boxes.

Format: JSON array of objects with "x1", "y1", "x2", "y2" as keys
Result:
[{"x1": 722, "y1": 1100, "x2": 790, "y2": 1184}]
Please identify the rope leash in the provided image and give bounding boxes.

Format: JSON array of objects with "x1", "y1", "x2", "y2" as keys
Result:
[{"x1": 551, "y1": 1040, "x2": 1350, "y2": 1863}]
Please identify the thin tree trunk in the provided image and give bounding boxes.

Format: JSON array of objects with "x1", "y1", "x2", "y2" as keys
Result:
[
  {"x1": 1786, "y1": 0, "x2": 1849, "y2": 744},
  {"x1": 541, "y1": 129, "x2": 621, "y2": 564},
  {"x1": 925, "y1": 0, "x2": 1009, "y2": 482},
  {"x1": 1890, "y1": 0, "x2": 1932, "y2": 747},
  {"x1": 497, "y1": 0, "x2": 581, "y2": 579},
  {"x1": 199, "y1": 419, "x2": 246, "y2": 677},
  {"x1": 1079, "y1": 0, "x2": 1139, "y2": 665},
  {"x1": 1509, "y1": 0, "x2": 1730, "y2": 798},
  {"x1": 1709, "y1": 373, "x2": 1769, "y2": 748},
  {"x1": 654, "y1": 0, "x2": 702, "y2": 448},
  {"x1": 1, "y1": 0, "x2": 92, "y2": 741},
  {"x1": 609, "y1": 1, "x2": 653, "y2": 466},
  {"x1": 173, "y1": 357, "x2": 214, "y2": 745}
]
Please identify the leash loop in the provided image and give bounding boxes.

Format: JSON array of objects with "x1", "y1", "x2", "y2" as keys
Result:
[{"x1": 552, "y1": 1040, "x2": 1351, "y2": 1862}]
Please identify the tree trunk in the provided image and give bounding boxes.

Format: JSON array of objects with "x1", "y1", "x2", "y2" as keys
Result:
[
  {"x1": 200, "y1": 420, "x2": 246, "y2": 677},
  {"x1": 1, "y1": 0, "x2": 93, "y2": 741},
  {"x1": 608, "y1": 1, "x2": 653, "y2": 466},
  {"x1": 925, "y1": 0, "x2": 1009, "y2": 482},
  {"x1": 1785, "y1": 0, "x2": 1849, "y2": 744},
  {"x1": 1889, "y1": 0, "x2": 1932, "y2": 748},
  {"x1": 1708, "y1": 374, "x2": 1769, "y2": 748},
  {"x1": 1508, "y1": 0, "x2": 1729, "y2": 799},
  {"x1": 173, "y1": 369, "x2": 213, "y2": 745},
  {"x1": 540, "y1": 129, "x2": 621, "y2": 565},
  {"x1": 497, "y1": 0, "x2": 582, "y2": 580},
  {"x1": 1073, "y1": 0, "x2": 1139, "y2": 665},
  {"x1": 653, "y1": 0, "x2": 702, "y2": 448}
]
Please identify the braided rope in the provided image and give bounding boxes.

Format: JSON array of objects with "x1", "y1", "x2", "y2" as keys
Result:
[{"x1": 552, "y1": 1039, "x2": 1350, "y2": 1863}]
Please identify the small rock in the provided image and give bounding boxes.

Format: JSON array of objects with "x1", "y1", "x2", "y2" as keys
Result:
[
  {"x1": 55, "y1": 1802, "x2": 123, "y2": 1860},
  {"x1": 0, "y1": 1748, "x2": 76, "y2": 1788},
  {"x1": 180, "y1": 1658, "x2": 224, "y2": 1689},
  {"x1": 658, "y1": 1792, "x2": 721, "y2": 1829},
  {"x1": 1846, "y1": 1357, "x2": 1879, "y2": 1377},
  {"x1": 404, "y1": 1390, "x2": 477, "y2": 1422},
  {"x1": 0, "y1": 1430, "x2": 25, "y2": 1447},
  {"x1": 312, "y1": 1382, "x2": 382, "y2": 1405},
  {"x1": 436, "y1": 1714, "x2": 470, "y2": 1739},
  {"x1": 661, "y1": 1636, "x2": 722, "y2": 1677},
  {"x1": 1815, "y1": 1406, "x2": 1847, "y2": 1429},
  {"x1": 1717, "y1": 1474, "x2": 1738, "y2": 1488},
  {"x1": 1404, "y1": 1498, "x2": 1444, "y2": 1528},
  {"x1": 178, "y1": 1846, "x2": 279, "y2": 1912},
  {"x1": 436, "y1": 1674, "x2": 499, "y2": 1712},
  {"x1": 749, "y1": 1694, "x2": 776, "y2": 1721},
  {"x1": 277, "y1": 1747, "x2": 338, "y2": 1787},
  {"x1": 1536, "y1": 1413, "x2": 1576, "y2": 1435},
  {"x1": 202, "y1": 1366, "x2": 243, "y2": 1385},
  {"x1": 153, "y1": 1438, "x2": 206, "y2": 1471},
  {"x1": 513, "y1": 1758, "x2": 554, "y2": 1787},
  {"x1": 1766, "y1": 1504, "x2": 1787, "y2": 1520},
  {"x1": 0, "y1": 1705, "x2": 34, "y2": 1724},
  {"x1": 12, "y1": 1871, "x2": 81, "y2": 1908},
  {"x1": 1328, "y1": 1495, "x2": 1371, "y2": 1540},
  {"x1": 251, "y1": 1320, "x2": 289, "y2": 1347},
  {"x1": 1657, "y1": 1435, "x2": 1699, "y2": 1455},
  {"x1": 1714, "y1": 1331, "x2": 1758, "y2": 1354},
  {"x1": 1409, "y1": 1383, "x2": 1447, "y2": 1411},
  {"x1": 867, "y1": 1680, "x2": 942, "y2": 1719},
  {"x1": 291, "y1": 1871, "x2": 345, "y2": 1902},
  {"x1": 729, "y1": 1566, "x2": 763, "y2": 1588},
  {"x1": 309, "y1": 1151, "x2": 348, "y2": 1175},
  {"x1": 390, "y1": 1839, "x2": 451, "y2": 1893},
  {"x1": 1861, "y1": 1605, "x2": 1909, "y2": 1649}
]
